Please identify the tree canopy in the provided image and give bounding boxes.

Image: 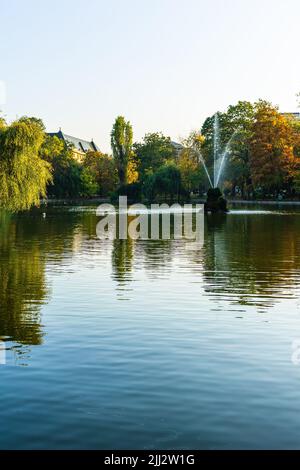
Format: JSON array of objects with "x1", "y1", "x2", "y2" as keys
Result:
[
  {"x1": 133, "y1": 132, "x2": 175, "y2": 180},
  {"x1": 249, "y1": 101, "x2": 299, "y2": 193},
  {"x1": 1, "y1": 103, "x2": 300, "y2": 210},
  {"x1": 0, "y1": 117, "x2": 52, "y2": 211},
  {"x1": 111, "y1": 116, "x2": 133, "y2": 186}
]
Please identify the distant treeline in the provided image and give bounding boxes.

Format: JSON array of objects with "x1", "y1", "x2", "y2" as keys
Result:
[{"x1": 1, "y1": 99, "x2": 300, "y2": 211}]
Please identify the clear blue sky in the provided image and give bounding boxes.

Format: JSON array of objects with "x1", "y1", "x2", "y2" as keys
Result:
[{"x1": 1, "y1": 0, "x2": 300, "y2": 152}]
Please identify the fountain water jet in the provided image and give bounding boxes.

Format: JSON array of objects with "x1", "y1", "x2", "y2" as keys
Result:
[
  {"x1": 213, "y1": 113, "x2": 220, "y2": 187},
  {"x1": 215, "y1": 129, "x2": 239, "y2": 187},
  {"x1": 194, "y1": 112, "x2": 238, "y2": 213},
  {"x1": 194, "y1": 149, "x2": 213, "y2": 189}
]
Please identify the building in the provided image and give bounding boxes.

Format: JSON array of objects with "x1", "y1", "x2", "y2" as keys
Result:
[
  {"x1": 171, "y1": 140, "x2": 184, "y2": 156},
  {"x1": 48, "y1": 129, "x2": 100, "y2": 162}
]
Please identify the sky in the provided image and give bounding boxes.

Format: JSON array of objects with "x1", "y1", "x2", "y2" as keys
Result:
[{"x1": 0, "y1": 0, "x2": 300, "y2": 152}]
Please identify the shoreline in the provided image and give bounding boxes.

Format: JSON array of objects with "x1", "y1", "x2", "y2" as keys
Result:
[
  {"x1": 227, "y1": 199, "x2": 300, "y2": 205},
  {"x1": 41, "y1": 198, "x2": 300, "y2": 206}
]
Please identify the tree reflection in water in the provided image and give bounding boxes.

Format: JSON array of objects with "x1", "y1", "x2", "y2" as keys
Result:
[
  {"x1": 109, "y1": 209, "x2": 300, "y2": 310},
  {"x1": 0, "y1": 211, "x2": 48, "y2": 363},
  {"x1": 1, "y1": 205, "x2": 300, "y2": 365}
]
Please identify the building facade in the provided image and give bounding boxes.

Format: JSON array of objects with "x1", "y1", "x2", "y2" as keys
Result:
[{"x1": 48, "y1": 130, "x2": 100, "y2": 162}]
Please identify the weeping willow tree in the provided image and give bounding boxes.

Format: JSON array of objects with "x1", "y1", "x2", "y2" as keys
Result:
[{"x1": 0, "y1": 117, "x2": 52, "y2": 211}]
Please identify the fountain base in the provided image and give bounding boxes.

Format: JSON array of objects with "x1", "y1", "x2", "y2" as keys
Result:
[{"x1": 204, "y1": 188, "x2": 228, "y2": 214}]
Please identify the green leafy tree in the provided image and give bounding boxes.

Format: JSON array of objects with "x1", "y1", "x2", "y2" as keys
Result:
[
  {"x1": 180, "y1": 132, "x2": 208, "y2": 191},
  {"x1": 0, "y1": 117, "x2": 6, "y2": 130},
  {"x1": 223, "y1": 102, "x2": 255, "y2": 197},
  {"x1": 0, "y1": 117, "x2": 52, "y2": 211},
  {"x1": 41, "y1": 137, "x2": 78, "y2": 198},
  {"x1": 178, "y1": 147, "x2": 205, "y2": 193},
  {"x1": 143, "y1": 163, "x2": 182, "y2": 201},
  {"x1": 79, "y1": 167, "x2": 99, "y2": 197},
  {"x1": 84, "y1": 151, "x2": 118, "y2": 196},
  {"x1": 40, "y1": 134, "x2": 64, "y2": 160},
  {"x1": 41, "y1": 136, "x2": 98, "y2": 198},
  {"x1": 111, "y1": 116, "x2": 133, "y2": 185},
  {"x1": 133, "y1": 133, "x2": 175, "y2": 181},
  {"x1": 201, "y1": 102, "x2": 255, "y2": 195}
]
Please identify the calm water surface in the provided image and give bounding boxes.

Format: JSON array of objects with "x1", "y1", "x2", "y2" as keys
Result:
[{"x1": 1, "y1": 204, "x2": 300, "y2": 449}]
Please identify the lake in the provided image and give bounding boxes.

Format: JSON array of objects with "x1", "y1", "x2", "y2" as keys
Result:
[{"x1": 1, "y1": 203, "x2": 300, "y2": 449}]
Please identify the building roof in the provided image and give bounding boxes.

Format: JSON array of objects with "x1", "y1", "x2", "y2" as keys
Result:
[
  {"x1": 48, "y1": 130, "x2": 100, "y2": 152},
  {"x1": 171, "y1": 141, "x2": 184, "y2": 152}
]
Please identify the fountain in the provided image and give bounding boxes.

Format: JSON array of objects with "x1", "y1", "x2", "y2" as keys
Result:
[
  {"x1": 205, "y1": 187, "x2": 228, "y2": 214},
  {"x1": 195, "y1": 113, "x2": 236, "y2": 213}
]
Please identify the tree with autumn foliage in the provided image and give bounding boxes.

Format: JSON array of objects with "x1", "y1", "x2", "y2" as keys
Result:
[
  {"x1": 248, "y1": 101, "x2": 300, "y2": 195},
  {"x1": 177, "y1": 148, "x2": 205, "y2": 193},
  {"x1": 126, "y1": 152, "x2": 139, "y2": 184}
]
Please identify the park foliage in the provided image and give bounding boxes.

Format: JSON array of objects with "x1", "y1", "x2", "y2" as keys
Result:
[{"x1": 1, "y1": 100, "x2": 300, "y2": 211}]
